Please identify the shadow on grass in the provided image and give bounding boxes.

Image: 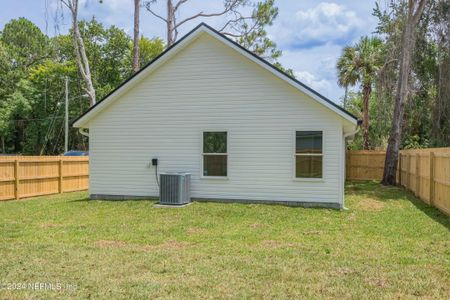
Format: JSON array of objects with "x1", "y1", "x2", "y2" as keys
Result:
[
  {"x1": 406, "y1": 192, "x2": 450, "y2": 231},
  {"x1": 347, "y1": 181, "x2": 450, "y2": 230},
  {"x1": 346, "y1": 180, "x2": 408, "y2": 202},
  {"x1": 69, "y1": 198, "x2": 91, "y2": 203},
  {"x1": 69, "y1": 198, "x2": 158, "y2": 203},
  {"x1": 69, "y1": 197, "x2": 339, "y2": 210}
]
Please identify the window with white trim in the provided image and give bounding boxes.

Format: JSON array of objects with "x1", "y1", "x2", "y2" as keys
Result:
[
  {"x1": 202, "y1": 131, "x2": 227, "y2": 177},
  {"x1": 295, "y1": 131, "x2": 323, "y2": 178}
]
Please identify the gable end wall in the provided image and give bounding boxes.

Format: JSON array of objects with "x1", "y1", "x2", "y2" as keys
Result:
[{"x1": 88, "y1": 34, "x2": 345, "y2": 205}]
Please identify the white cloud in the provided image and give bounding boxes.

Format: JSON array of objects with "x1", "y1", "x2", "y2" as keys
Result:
[
  {"x1": 296, "y1": 2, "x2": 363, "y2": 41},
  {"x1": 295, "y1": 71, "x2": 332, "y2": 96},
  {"x1": 272, "y1": 2, "x2": 364, "y2": 49},
  {"x1": 278, "y1": 43, "x2": 343, "y2": 99}
]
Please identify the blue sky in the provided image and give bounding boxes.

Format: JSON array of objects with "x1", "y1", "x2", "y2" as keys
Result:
[{"x1": 0, "y1": 0, "x2": 379, "y2": 104}]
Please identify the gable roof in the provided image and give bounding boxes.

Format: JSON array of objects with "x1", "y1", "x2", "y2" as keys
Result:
[{"x1": 73, "y1": 23, "x2": 358, "y2": 128}]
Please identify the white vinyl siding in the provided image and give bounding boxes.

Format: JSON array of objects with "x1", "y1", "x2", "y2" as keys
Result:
[{"x1": 88, "y1": 33, "x2": 348, "y2": 205}]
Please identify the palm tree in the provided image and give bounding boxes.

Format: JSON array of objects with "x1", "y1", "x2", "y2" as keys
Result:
[{"x1": 337, "y1": 36, "x2": 384, "y2": 150}]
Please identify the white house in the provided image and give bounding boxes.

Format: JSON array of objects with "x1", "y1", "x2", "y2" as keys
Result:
[{"x1": 73, "y1": 23, "x2": 359, "y2": 209}]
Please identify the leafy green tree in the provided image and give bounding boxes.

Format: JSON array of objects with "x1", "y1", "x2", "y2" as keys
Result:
[
  {"x1": 0, "y1": 18, "x2": 50, "y2": 70},
  {"x1": 344, "y1": 90, "x2": 393, "y2": 150},
  {"x1": 1, "y1": 80, "x2": 34, "y2": 152},
  {"x1": 25, "y1": 60, "x2": 78, "y2": 154},
  {"x1": 135, "y1": 36, "x2": 165, "y2": 69},
  {"x1": 337, "y1": 36, "x2": 384, "y2": 150},
  {"x1": 55, "y1": 18, "x2": 164, "y2": 99},
  {"x1": 0, "y1": 17, "x2": 164, "y2": 154},
  {"x1": 0, "y1": 19, "x2": 53, "y2": 153}
]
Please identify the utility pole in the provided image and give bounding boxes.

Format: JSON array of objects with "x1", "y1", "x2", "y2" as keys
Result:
[{"x1": 64, "y1": 76, "x2": 69, "y2": 153}]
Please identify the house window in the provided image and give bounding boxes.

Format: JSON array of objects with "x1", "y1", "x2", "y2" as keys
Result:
[
  {"x1": 295, "y1": 131, "x2": 323, "y2": 178},
  {"x1": 203, "y1": 131, "x2": 227, "y2": 177}
]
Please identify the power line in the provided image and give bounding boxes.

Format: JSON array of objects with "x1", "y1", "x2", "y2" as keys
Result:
[{"x1": 7, "y1": 116, "x2": 64, "y2": 123}]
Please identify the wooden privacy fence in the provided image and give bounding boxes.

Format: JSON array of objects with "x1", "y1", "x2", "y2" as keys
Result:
[
  {"x1": 346, "y1": 150, "x2": 387, "y2": 180},
  {"x1": 347, "y1": 148, "x2": 450, "y2": 216},
  {"x1": 0, "y1": 156, "x2": 89, "y2": 201}
]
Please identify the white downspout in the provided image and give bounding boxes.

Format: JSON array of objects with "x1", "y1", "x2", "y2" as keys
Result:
[
  {"x1": 343, "y1": 126, "x2": 360, "y2": 140},
  {"x1": 79, "y1": 128, "x2": 89, "y2": 137}
]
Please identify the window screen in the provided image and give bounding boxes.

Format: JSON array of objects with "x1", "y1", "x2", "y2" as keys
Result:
[
  {"x1": 295, "y1": 131, "x2": 323, "y2": 178},
  {"x1": 203, "y1": 132, "x2": 227, "y2": 177}
]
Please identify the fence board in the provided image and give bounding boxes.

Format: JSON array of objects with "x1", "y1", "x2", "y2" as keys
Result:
[
  {"x1": 347, "y1": 148, "x2": 450, "y2": 216},
  {"x1": 0, "y1": 156, "x2": 88, "y2": 201},
  {"x1": 346, "y1": 150, "x2": 386, "y2": 180}
]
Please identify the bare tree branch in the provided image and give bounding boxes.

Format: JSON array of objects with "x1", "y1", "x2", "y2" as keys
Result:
[
  {"x1": 380, "y1": 58, "x2": 398, "y2": 72},
  {"x1": 217, "y1": 13, "x2": 252, "y2": 32},
  {"x1": 222, "y1": 18, "x2": 260, "y2": 38},
  {"x1": 144, "y1": 0, "x2": 273, "y2": 51},
  {"x1": 144, "y1": 2, "x2": 168, "y2": 23},
  {"x1": 412, "y1": 0, "x2": 428, "y2": 25},
  {"x1": 174, "y1": 0, "x2": 240, "y2": 29},
  {"x1": 174, "y1": 0, "x2": 188, "y2": 12},
  {"x1": 221, "y1": 31, "x2": 245, "y2": 38},
  {"x1": 60, "y1": 0, "x2": 96, "y2": 106}
]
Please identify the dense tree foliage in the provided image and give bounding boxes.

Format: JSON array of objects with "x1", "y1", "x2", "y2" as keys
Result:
[
  {"x1": 343, "y1": 0, "x2": 449, "y2": 151},
  {"x1": 0, "y1": 18, "x2": 164, "y2": 154}
]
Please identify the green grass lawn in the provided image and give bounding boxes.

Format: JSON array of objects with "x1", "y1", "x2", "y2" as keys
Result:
[{"x1": 0, "y1": 182, "x2": 449, "y2": 299}]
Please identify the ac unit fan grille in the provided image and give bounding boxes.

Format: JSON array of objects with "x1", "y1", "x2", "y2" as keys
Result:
[{"x1": 159, "y1": 173, "x2": 191, "y2": 205}]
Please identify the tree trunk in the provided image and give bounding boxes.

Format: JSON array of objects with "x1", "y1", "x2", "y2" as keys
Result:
[
  {"x1": 167, "y1": 0, "x2": 175, "y2": 47},
  {"x1": 382, "y1": 0, "x2": 427, "y2": 185},
  {"x1": 444, "y1": 54, "x2": 450, "y2": 146},
  {"x1": 132, "y1": 0, "x2": 140, "y2": 73},
  {"x1": 65, "y1": 0, "x2": 96, "y2": 106},
  {"x1": 343, "y1": 85, "x2": 348, "y2": 109},
  {"x1": 362, "y1": 83, "x2": 371, "y2": 150}
]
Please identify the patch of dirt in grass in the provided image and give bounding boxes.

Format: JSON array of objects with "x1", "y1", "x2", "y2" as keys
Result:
[
  {"x1": 250, "y1": 223, "x2": 266, "y2": 229},
  {"x1": 95, "y1": 240, "x2": 128, "y2": 248},
  {"x1": 364, "y1": 277, "x2": 388, "y2": 288},
  {"x1": 356, "y1": 198, "x2": 385, "y2": 211},
  {"x1": 186, "y1": 227, "x2": 207, "y2": 235},
  {"x1": 261, "y1": 240, "x2": 301, "y2": 249},
  {"x1": 330, "y1": 267, "x2": 359, "y2": 276},
  {"x1": 142, "y1": 240, "x2": 191, "y2": 251},
  {"x1": 40, "y1": 223, "x2": 64, "y2": 228},
  {"x1": 303, "y1": 230, "x2": 322, "y2": 235},
  {"x1": 94, "y1": 239, "x2": 191, "y2": 252},
  {"x1": 160, "y1": 240, "x2": 190, "y2": 250},
  {"x1": 347, "y1": 213, "x2": 357, "y2": 221}
]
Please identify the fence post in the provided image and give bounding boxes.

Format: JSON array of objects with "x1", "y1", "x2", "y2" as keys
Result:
[
  {"x1": 59, "y1": 158, "x2": 63, "y2": 193},
  {"x1": 415, "y1": 154, "x2": 420, "y2": 197},
  {"x1": 398, "y1": 153, "x2": 402, "y2": 186},
  {"x1": 345, "y1": 151, "x2": 351, "y2": 180},
  {"x1": 429, "y1": 152, "x2": 435, "y2": 206},
  {"x1": 14, "y1": 159, "x2": 19, "y2": 200},
  {"x1": 406, "y1": 154, "x2": 411, "y2": 190}
]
